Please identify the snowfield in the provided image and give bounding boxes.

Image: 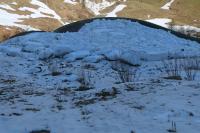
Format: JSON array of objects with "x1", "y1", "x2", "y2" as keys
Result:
[
  {"x1": 0, "y1": 19, "x2": 200, "y2": 133},
  {"x1": 84, "y1": 0, "x2": 115, "y2": 15}
]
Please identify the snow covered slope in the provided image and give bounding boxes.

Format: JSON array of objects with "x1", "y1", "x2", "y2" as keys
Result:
[
  {"x1": 0, "y1": 19, "x2": 200, "y2": 133},
  {"x1": 0, "y1": 0, "x2": 125, "y2": 30}
]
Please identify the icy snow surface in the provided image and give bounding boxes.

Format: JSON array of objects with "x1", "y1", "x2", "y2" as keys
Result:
[{"x1": 0, "y1": 19, "x2": 200, "y2": 133}]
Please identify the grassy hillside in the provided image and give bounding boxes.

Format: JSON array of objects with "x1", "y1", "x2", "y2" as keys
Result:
[
  {"x1": 170, "y1": 0, "x2": 200, "y2": 27},
  {"x1": 116, "y1": 0, "x2": 200, "y2": 27}
]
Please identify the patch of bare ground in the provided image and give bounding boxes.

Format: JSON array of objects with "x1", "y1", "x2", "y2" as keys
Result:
[{"x1": 0, "y1": 26, "x2": 24, "y2": 42}]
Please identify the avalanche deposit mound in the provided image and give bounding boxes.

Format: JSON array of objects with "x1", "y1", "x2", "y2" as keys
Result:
[{"x1": 0, "y1": 19, "x2": 200, "y2": 133}]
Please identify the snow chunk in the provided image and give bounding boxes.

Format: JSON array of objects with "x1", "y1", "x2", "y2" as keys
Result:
[
  {"x1": 83, "y1": 55, "x2": 104, "y2": 63},
  {"x1": 21, "y1": 43, "x2": 44, "y2": 53},
  {"x1": 103, "y1": 49, "x2": 142, "y2": 65},
  {"x1": 119, "y1": 51, "x2": 143, "y2": 66},
  {"x1": 38, "y1": 48, "x2": 54, "y2": 60},
  {"x1": 52, "y1": 45, "x2": 73, "y2": 57},
  {"x1": 64, "y1": 74, "x2": 80, "y2": 82},
  {"x1": 64, "y1": 50, "x2": 91, "y2": 62},
  {"x1": 103, "y1": 49, "x2": 122, "y2": 60},
  {"x1": 0, "y1": 47, "x2": 22, "y2": 57}
]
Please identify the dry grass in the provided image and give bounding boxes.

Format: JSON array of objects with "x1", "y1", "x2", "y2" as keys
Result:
[{"x1": 0, "y1": 26, "x2": 23, "y2": 42}]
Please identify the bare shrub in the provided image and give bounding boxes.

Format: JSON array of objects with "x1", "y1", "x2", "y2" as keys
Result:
[
  {"x1": 95, "y1": 87, "x2": 118, "y2": 100},
  {"x1": 162, "y1": 58, "x2": 181, "y2": 77},
  {"x1": 167, "y1": 121, "x2": 177, "y2": 133},
  {"x1": 111, "y1": 60, "x2": 139, "y2": 83},
  {"x1": 162, "y1": 55, "x2": 182, "y2": 80},
  {"x1": 78, "y1": 69, "x2": 93, "y2": 91},
  {"x1": 181, "y1": 57, "x2": 200, "y2": 81},
  {"x1": 162, "y1": 54, "x2": 200, "y2": 80},
  {"x1": 48, "y1": 61, "x2": 62, "y2": 76}
]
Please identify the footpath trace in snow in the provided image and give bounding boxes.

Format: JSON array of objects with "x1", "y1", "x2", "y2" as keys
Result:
[{"x1": 0, "y1": 19, "x2": 200, "y2": 133}]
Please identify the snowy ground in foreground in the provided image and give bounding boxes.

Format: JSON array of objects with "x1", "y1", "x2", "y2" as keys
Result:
[{"x1": 0, "y1": 19, "x2": 200, "y2": 133}]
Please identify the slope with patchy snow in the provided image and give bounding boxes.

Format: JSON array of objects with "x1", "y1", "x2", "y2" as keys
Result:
[
  {"x1": 161, "y1": 0, "x2": 175, "y2": 10},
  {"x1": 1, "y1": 0, "x2": 200, "y2": 42},
  {"x1": 0, "y1": 0, "x2": 64, "y2": 30},
  {"x1": 106, "y1": 4, "x2": 127, "y2": 17},
  {"x1": 0, "y1": 19, "x2": 200, "y2": 133}
]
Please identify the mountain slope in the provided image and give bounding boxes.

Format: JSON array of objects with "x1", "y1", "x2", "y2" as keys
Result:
[{"x1": 0, "y1": 0, "x2": 199, "y2": 41}]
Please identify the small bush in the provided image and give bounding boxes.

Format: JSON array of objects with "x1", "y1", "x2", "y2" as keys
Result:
[
  {"x1": 77, "y1": 69, "x2": 93, "y2": 91},
  {"x1": 167, "y1": 121, "x2": 177, "y2": 133},
  {"x1": 95, "y1": 87, "x2": 118, "y2": 100},
  {"x1": 163, "y1": 56, "x2": 200, "y2": 81},
  {"x1": 48, "y1": 61, "x2": 62, "y2": 76},
  {"x1": 181, "y1": 57, "x2": 200, "y2": 81},
  {"x1": 162, "y1": 57, "x2": 182, "y2": 79},
  {"x1": 111, "y1": 61, "x2": 139, "y2": 83}
]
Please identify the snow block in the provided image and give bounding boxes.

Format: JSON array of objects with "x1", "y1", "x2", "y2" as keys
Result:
[
  {"x1": 83, "y1": 55, "x2": 104, "y2": 63},
  {"x1": 64, "y1": 50, "x2": 90, "y2": 62},
  {"x1": 39, "y1": 48, "x2": 54, "y2": 60},
  {"x1": 52, "y1": 45, "x2": 73, "y2": 57}
]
